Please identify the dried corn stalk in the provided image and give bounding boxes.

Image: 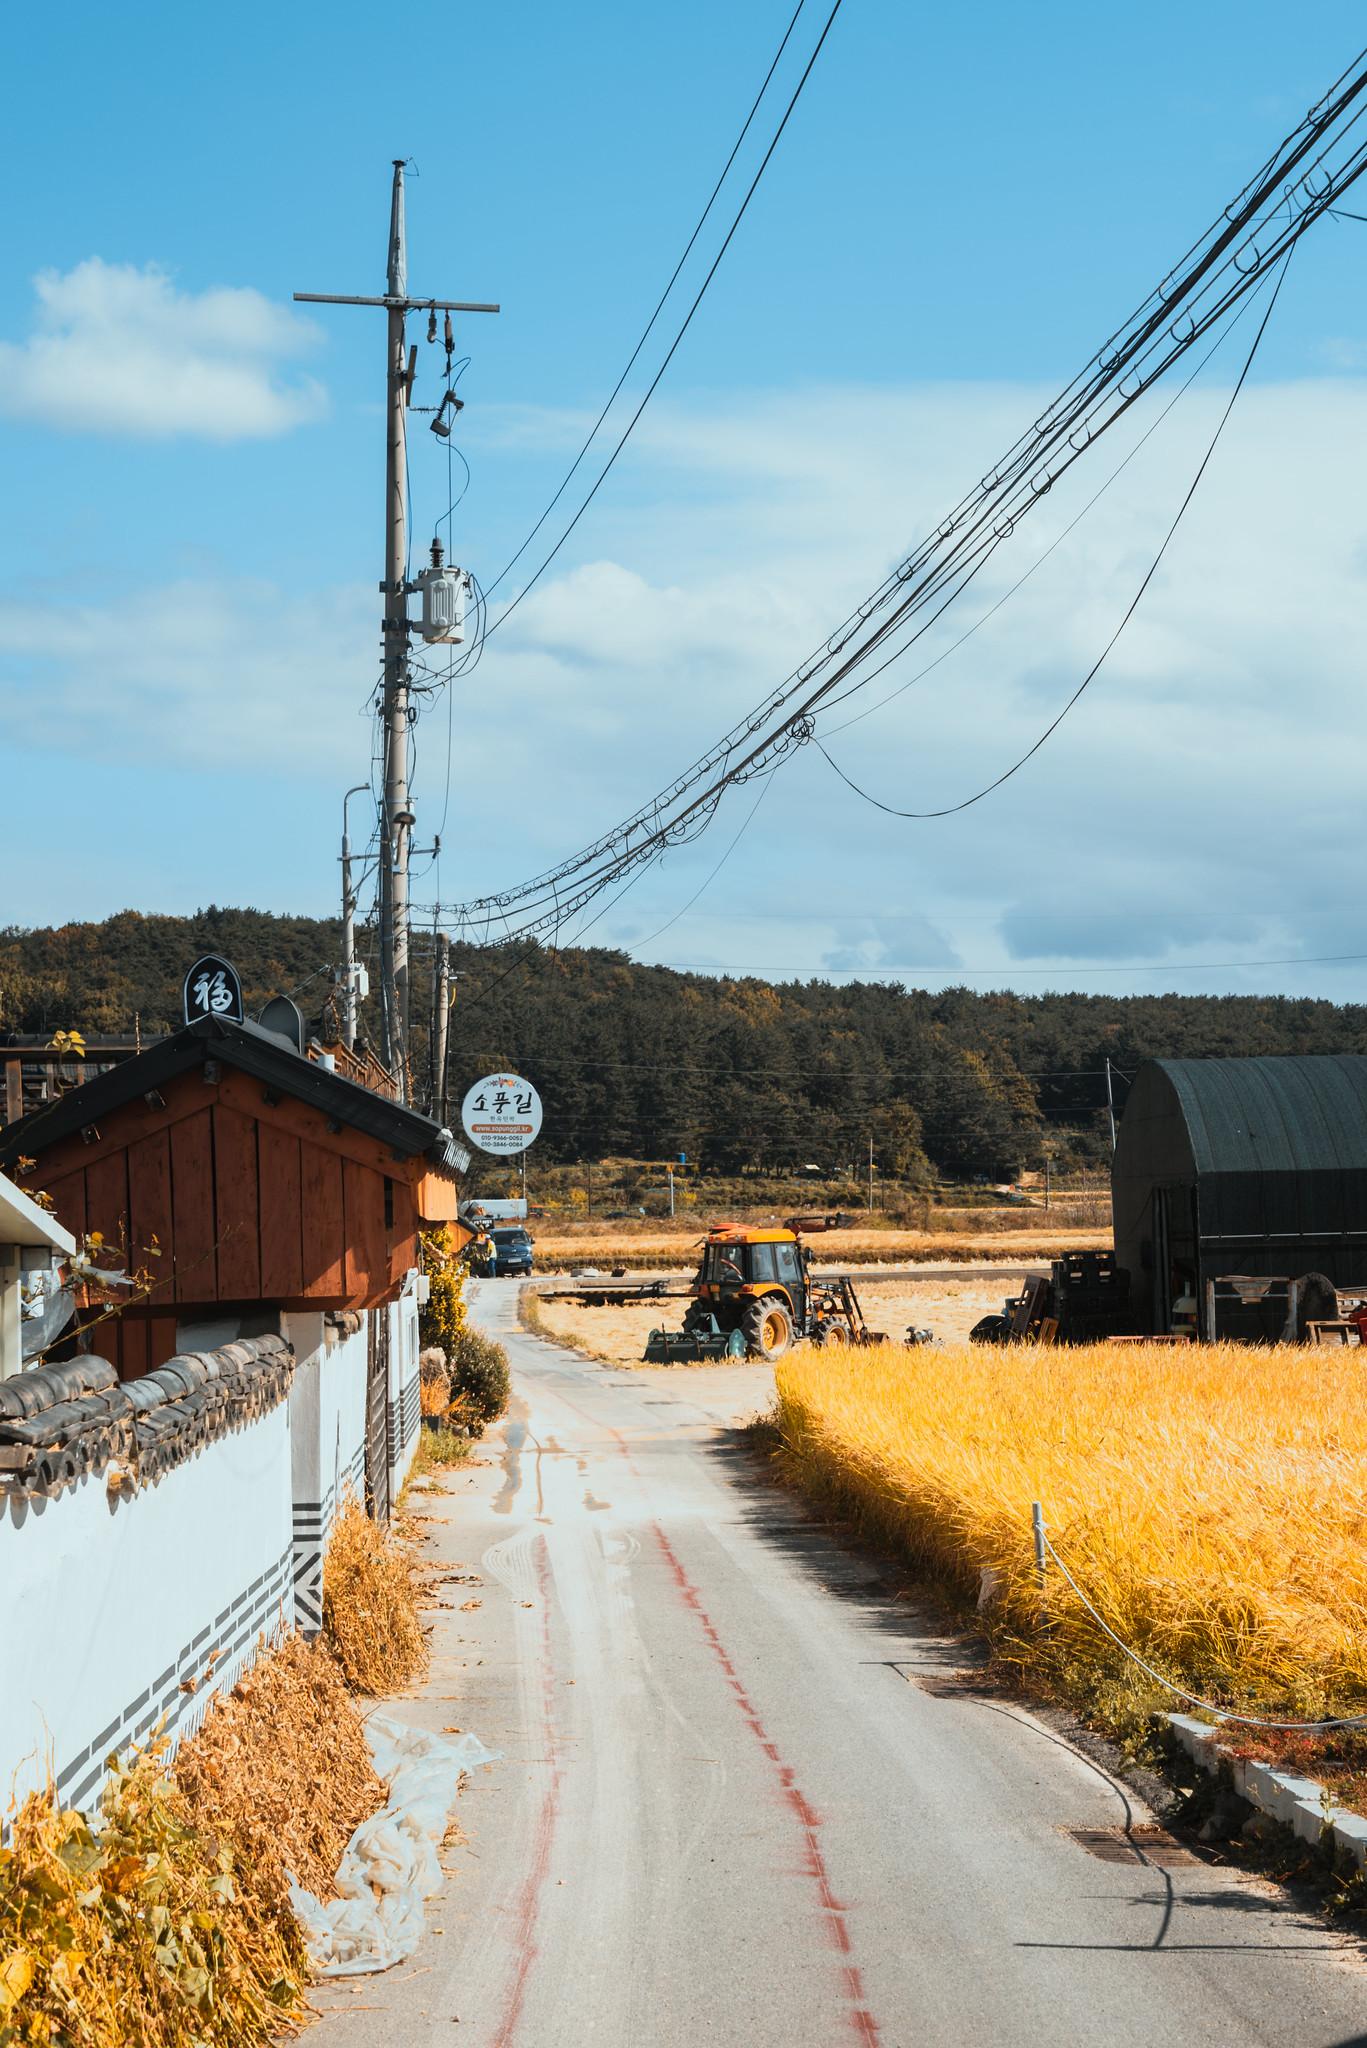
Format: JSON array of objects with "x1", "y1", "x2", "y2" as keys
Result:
[{"x1": 323, "y1": 1498, "x2": 428, "y2": 1695}]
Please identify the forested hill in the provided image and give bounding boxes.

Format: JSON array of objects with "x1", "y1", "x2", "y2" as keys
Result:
[{"x1": 5, "y1": 909, "x2": 1367, "y2": 1179}]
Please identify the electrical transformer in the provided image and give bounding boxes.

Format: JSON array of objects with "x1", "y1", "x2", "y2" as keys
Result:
[{"x1": 415, "y1": 539, "x2": 468, "y2": 644}]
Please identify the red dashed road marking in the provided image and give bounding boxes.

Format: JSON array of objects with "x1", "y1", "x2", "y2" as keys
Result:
[
  {"x1": 497, "y1": 1385, "x2": 883, "y2": 2048},
  {"x1": 652, "y1": 1520, "x2": 882, "y2": 2045},
  {"x1": 491, "y1": 1537, "x2": 561, "y2": 2048}
]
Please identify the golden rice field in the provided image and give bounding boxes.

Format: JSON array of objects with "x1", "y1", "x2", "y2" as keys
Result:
[{"x1": 775, "y1": 1341, "x2": 1367, "y2": 1727}]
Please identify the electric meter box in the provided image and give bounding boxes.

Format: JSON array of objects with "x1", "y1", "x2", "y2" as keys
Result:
[{"x1": 416, "y1": 563, "x2": 468, "y2": 644}]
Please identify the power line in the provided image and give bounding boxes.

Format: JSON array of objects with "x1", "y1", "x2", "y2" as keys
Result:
[
  {"x1": 626, "y1": 772, "x2": 776, "y2": 953},
  {"x1": 445, "y1": 52, "x2": 1367, "y2": 942},
  {"x1": 608, "y1": 952, "x2": 1367, "y2": 977},
  {"x1": 814, "y1": 285, "x2": 1258, "y2": 741},
  {"x1": 482, "y1": 0, "x2": 846, "y2": 639},
  {"x1": 815, "y1": 245, "x2": 1293, "y2": 817},
  {"x1": 481, "y1": 0, "x2": 811, "y2": 609}
]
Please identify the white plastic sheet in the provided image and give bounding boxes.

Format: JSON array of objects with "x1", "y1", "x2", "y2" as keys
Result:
[{"x1": 288, "y1": 1712, "x2": 499, "y2": 1976}]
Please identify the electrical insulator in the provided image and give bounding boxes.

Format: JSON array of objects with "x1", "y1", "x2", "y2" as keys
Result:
[{"x1": 415, "y1": 538, "x2": 468, "y2": 644}]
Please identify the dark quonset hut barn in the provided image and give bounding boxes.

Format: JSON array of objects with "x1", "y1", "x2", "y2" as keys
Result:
[{"x1": 1113, "y1": 1054, "x2": 1367, "y2": 1335}]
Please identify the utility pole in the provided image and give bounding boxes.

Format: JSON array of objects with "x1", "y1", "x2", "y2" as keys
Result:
[
  {"x1": 432, "y1": 931, "x2": 451, "y2": 1122},
  {"x1": 1104, "y1": 1057, "x2": 1118, "y2": 1154},
  {"x1": 298, "y1": 162, "x2": 498, "y2": 1102},
  {"x1": 867, "y1": 1133, "x2": 875, "y2": 1215},
  {"x1": 340, "y1": 784, "x2": 368, "y2": 1050}
]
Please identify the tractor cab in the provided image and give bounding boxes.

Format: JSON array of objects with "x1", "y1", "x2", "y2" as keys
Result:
[
  {"x1": 686, "y1": 1226, "x2": 807, "y2": 1357},
  {"x1": 668, "y1": 1214, "x2": 889, "y2": 1362}
]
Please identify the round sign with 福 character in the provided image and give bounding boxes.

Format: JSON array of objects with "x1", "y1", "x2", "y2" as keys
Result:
[{"x1": 460, "y1": 1072, "x2": 543, "y2": 1155}]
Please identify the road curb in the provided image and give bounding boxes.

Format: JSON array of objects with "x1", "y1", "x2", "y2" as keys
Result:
[{"x1": 1165, "y1": 1712, "x2": 1367, "y2": 1866}]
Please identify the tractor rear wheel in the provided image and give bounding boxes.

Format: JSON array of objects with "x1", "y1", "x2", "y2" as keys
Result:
[
  {"x1": 743, "y1": 1299, "x2": 793, "y2": 1359},
  {"x1": 682, "y1": 1302, "x2": 714, "y2": 1337}
]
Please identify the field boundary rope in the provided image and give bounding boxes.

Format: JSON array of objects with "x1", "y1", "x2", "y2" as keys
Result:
[{"x1": 1032, "y1": 1504, "x2": 1367, "y2": 1734}]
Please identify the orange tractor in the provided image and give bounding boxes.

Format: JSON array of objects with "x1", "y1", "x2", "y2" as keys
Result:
[{"x1": 673, "y1": 1215, "x2": 888, "y2": 1359}]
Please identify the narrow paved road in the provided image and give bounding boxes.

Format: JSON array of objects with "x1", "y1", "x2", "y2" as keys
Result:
[{"x1": 312, "y1": 1284, "x2": 1367, "y2": 2047}]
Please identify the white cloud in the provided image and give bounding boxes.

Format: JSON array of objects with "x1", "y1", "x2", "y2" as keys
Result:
[
  {"x1": 0, "y1": 578, "x2": 375, "y2": 771},
  {"x1": 7, "y1": 373, "x2": 1367, "y2": 1001},
  {"x1": 0, "y1": 260, "x2": 326, "y2": 438},
  {"x1": 451, "y1": 376, "x2": 1367, "y2": 996}
]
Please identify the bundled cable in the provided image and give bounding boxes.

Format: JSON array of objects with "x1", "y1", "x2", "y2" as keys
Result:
[{"x1": 447, "y1": 47, "x2": 1367, "y2": 945}]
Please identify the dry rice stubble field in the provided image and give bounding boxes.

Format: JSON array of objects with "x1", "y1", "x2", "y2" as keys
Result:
[
  {"x1": 528, "y1": 1217, "x2": 1103, "y2": 1271},
  {"x1": 523, "y1": 1276, "x2": 1011, "y2": 1365}
]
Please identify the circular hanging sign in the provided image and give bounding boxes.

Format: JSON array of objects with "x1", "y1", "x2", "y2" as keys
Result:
[{"x1": 460, "y1": 1072, "x2": 543, "y2": 1156}]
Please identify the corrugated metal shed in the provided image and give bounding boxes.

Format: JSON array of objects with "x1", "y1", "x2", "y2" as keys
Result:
[
  {"x1": 1163, "y1": 1055, "x2": 1367, "y2": 1176},
  {"x1": 1112, "y1": 1054, "x2": 1367, "y2": 1333}
]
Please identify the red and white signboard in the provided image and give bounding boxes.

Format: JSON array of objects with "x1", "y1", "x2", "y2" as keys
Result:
[{"x1": 460, "y1": 1072, "x2": 543, "y2": 1156}]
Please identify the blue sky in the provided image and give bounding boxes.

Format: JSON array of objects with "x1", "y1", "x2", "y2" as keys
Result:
[{"x1": 4, "y1": 2, "x2": 1367, "y2": 1000}]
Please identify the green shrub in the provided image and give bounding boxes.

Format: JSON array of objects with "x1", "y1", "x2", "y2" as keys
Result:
[{"x1": 449, "y1": 1326, "x2": 510, "y2": 1425}]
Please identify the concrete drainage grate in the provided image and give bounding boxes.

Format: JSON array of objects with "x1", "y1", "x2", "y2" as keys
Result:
[{"x1": 1065, "y1": 1825, "x2": 1205, "y2": 1867}]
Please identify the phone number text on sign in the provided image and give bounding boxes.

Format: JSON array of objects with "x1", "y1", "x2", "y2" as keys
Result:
[{"x1": 460, "y1": 1073, "x2": 543, "y2": 1155}]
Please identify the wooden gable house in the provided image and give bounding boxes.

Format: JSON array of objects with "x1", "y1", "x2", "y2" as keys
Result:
[{"x1": 0, "y1": 1016, "x2": 467, "y2": 1377}]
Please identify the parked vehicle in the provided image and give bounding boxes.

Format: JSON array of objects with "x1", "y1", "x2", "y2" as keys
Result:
[{"x1": 491, "y1": 1226, "x2": 535, "y2": 1278}]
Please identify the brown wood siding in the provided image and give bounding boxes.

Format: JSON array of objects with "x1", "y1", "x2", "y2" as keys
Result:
[
  {"x1": 84, "y1": 1150, "x2": 129, "y2": 1259},
  {"x1": 29, "y1": 1068, "x2": 207, "y2": 1187},
  {"x1": 119, "y1": 1315, "x2": 148, "y2": 1381},
  {"x1": 216, "y1": 1068, "x2": 402, "y2": 1177},
  {"x1": 12, "y1": 1059, "x2": 443, "y2": 1331},
  {"x1": 389, "y1": 1176, "x2": 416, "y2": 1291},
  {"x1": 259, "y1": 1126, "x2": 304, "y2": 1297},
  {"x1": 113, "y1": 1310, "x2": 179, "y2": 1377},
  {"x1": 343, "y1": 1159, "x2": 387, "y2": 1303},
  {"x1": 212, "y1": 1105, "x2": 261, "y2": 1299},
  {"x1": 300, "y1": 1141, "x2": 346, "y2": 1298},
  {"x1": 127, "y1": 1128, "x2": 174, "y2": 1303},
  {"x1": 169, "y1": 1108, "x2": 216, "y2": 1301},
  {"x1": 412, "y1": 1167, "x2": 460, "y2": 1222},
  {"x1": 43, "y1": 1171, "x2": 86, "y2": 1250}
]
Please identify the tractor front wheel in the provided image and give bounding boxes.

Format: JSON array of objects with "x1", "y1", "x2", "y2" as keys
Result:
[{"x1": 743, "y1": 1299, "x2": 793, "y2": 1359}]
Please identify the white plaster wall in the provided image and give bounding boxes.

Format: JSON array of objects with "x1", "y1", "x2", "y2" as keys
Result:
[
  {"x1": 0, "y1": 1404, "x2": 292, "y2": 1813},
  {"x1": 324, "y1": 1318, "x2": 369, "y2": 1516},
  {"x1": 284, "y1": 1313, "x2": 368, "y2": 1632},
  {"x1": 388, "y1": 1285, "x2": 421, "y2": 1499}
]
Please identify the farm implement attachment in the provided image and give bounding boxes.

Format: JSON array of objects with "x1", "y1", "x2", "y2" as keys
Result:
[{"x1": 642, "y1": 1316, "x2": 746, "y2": 1364}]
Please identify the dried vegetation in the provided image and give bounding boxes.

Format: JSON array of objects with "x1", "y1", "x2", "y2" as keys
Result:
[
  {"x1": 531, "y1": 1212, "x2": 1103, "y2": 1271},
  {"x1": 1, "y1": 1499, "x2": 433, "y2": 2045},
  {"x1": 322, "y1": 1496, "x2": 429, "y2": 1696},
  {"x1": 174, "y1": 1636, "x2": 384, "y2": 1917},
  {"x1": 525, "y1": 1277, "x2": 1009, "y2": 1367},
  {"x1": 0, "y1": 1748, "x2": 308, "y2": 2048}
]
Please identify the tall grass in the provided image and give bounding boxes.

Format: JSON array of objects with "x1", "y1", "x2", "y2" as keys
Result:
[{"x1": 775, "y1": 1342, "x2": 1367, "y2": 1728}]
